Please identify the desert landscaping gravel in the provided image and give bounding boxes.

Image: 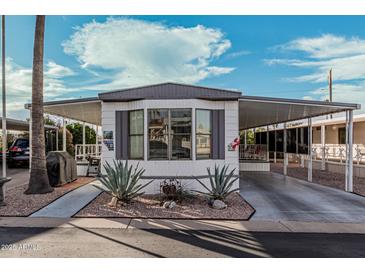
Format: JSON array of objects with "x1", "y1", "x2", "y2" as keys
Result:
[
  {"x1": 75, "y1": 192, "x2": 255, "y2": 220},
  {"x1": 0, "y1": 177, "x2": 95, "y2": 216},
  {"x1": 271, "y1": 163, "x2": 365, "y2": 196}
]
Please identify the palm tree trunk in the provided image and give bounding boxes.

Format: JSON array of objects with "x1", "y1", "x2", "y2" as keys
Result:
[{"x1": 25, "y1": 15, "x2": 53, "y2": 194}]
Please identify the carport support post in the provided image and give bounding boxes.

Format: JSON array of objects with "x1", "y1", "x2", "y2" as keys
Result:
[
  {"x1": 62, "y1": 118, "x2": 66, "y2": 152},
  {"x1": 300, "y1": 127, "x2": 305, "y2": 167},
  {"x1": 283, "y1": 123, "x2": 287, "y2": 176},
  {"x1": 82, "y1": 122, "x2": 86, "y2": 160},
  {"x1": 95, "y1": 125, "x2": 99, "y2": 156},
  {"x1": 29, "y1": 108, "x2": 32, "y2": 170},
  {"x1": 345, "y1": 110, "x2": 354, "y2": 192},
  {"x1": 274, "y1": 130, "x2": 277, "y2": 163},
  {"x1": 266, "y1": 126, "x2": 269, "y2": 161},
  {"x1": 321, "y1": 124, "x2": 326, "y2": 171},
  {"x1": 308, "y1": 118, "x2": 313, "y2": 182}
]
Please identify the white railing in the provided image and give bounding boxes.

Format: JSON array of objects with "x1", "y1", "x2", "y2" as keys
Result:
[
  {"x1": 239, "y1": 144, "x2": 268, "y2": 161},
  {"x1": 312, "y1": 144, "x2": 365, "y2": 164},
  {"x1": 75, "y1": 144, "x2": 102, "y2": 162}
]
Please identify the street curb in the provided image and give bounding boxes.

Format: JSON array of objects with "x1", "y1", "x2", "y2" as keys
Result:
[{"x1": 1, "y1": 217, "x2": 365, "y2": 234}]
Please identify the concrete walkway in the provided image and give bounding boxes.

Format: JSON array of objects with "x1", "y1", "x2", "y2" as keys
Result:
[
  {"x1": 240, "y1": 171, "x2": 365, "y2": 223},
  {"x1": 30, "y1": 183, "x2": 102, "y2": 218}
]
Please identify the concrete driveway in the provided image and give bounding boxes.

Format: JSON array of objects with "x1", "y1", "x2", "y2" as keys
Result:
[
  {"x1": 240, "y1": 171, "x2": 365, "y2": 223},
  {"x1": 3, "y1": 167, "x2": 29, "y2": 190}
]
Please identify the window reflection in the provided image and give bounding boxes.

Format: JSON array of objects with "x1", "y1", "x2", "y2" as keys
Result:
[
  {"x1": 148, "y1": 109, "x2": 169, "y2": 159},
  {"x1": 129, "y1": 110, "x2": 144, "y2": 159},
  {"x1": 148, "y1": 109, "x2": 191, "y2": 160},
  {"x1": 196, "y1": 109, "x2": 212, "y2": 159},
  {"x1": 171, "y1": 109, "x2": 191, "y2": 159}
]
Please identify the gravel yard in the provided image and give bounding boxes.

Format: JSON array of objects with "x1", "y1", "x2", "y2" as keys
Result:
[
  {"x1": 0, "y1": 177, "x2": 95, "y2": 216},
  {"x1": 75, "y1": 192, "x2": 255, "y2": 220},
  {"x1": 270, "y1": 163, "x2": 365, "y2": 197}
]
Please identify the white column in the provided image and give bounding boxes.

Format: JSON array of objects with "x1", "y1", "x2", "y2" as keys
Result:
[
  {"x1": 321, "y1": 124, "x2": 326, "y2": 171},
  {"x1": 345, "y1": 110, "x2": 354, "y2": 192},
  {"x1": 308, "y1": 118, "x2": 313, "y2": 182},
  {"x1": 283, "y1": 123, "x2": 287, "y2": 175},
  {"x1": 1, "y1": 15, "x2": 6, "y2": 178},
  {"x1": 192, "y1": 109, "x2": 196, "y2": 161},
  {"x1": 62, "y1": 118, "x2": 66, "y2": 152},
  {"x1": 29, "y1": 109, "x2": 32, "y2": 171},
  {"x1": 95, "y1": 125, "x2": 99, "y2": 156},
  {"x1": 274, "y1": 129, "x2": 277, "y2": 163},
  {"x1": 266, "y1": 125, "x2": 270, "y2": 161},
  {"x1": 300, "y1": 127, "x2": 305, "y2": 167},
  {"x1": 143, "y1": 108, "x2": 148, "y2": 161},
  {"x1": 82, "y1": 122, "x2": 86, "y2": 160}
]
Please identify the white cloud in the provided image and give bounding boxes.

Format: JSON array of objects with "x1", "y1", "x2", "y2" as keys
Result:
[
  {"x1": 311, "y1": 82, "x2": 365, "y2": 104},
  {"x1": 267, "y1": 34, "x2": 365, "y2": 83},
  {"x1": 267, "y1": 34, "x2": 365, "y2": 112},
  {"x1": 280, "y1": 34, "x2": 365, "y2": 59},
  {"x1": 45, "y1": 60, "x2": 75, "y2": 78},
  {"x1": 63, "y1": 17, "x2": 234, "y2": 90},
  {"x1": 0, "y1": 58, "x2": 76, "y2": 120},
  {"x1": 226, "y1": 50, "x2": 251, "y2": 59}
]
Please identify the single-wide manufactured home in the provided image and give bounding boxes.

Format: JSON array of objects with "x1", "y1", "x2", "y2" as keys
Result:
[{"x1": 25, "y1": 82, "x2": 360, "y2": 193}]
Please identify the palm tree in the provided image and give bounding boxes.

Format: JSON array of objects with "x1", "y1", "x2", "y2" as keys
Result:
[{"x1": 25, "y1": 15, "x2": 53, "y2": 194}]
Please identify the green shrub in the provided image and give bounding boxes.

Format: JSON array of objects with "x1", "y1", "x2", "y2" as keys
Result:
[
  {"x1": 98, "y1": 160, "x2": 152, "y2": 204},
  {"x1": 195, "y1": 164, "x2": 239, "y2": 201}
]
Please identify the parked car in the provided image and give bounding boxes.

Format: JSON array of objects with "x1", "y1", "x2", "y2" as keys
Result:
[{"x1": 7, "y1": 138, "x2": 30, "y2": 168}]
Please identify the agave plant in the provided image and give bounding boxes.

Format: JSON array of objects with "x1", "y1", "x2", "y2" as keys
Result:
[
  {"x1": 195, "y1": 164, "x2": 239, "y2": 201},
  {"x1": 97, "y1": 160, "x2": 152, "y2": 206}
]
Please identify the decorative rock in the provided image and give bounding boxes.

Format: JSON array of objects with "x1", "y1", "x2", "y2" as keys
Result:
[
  {"x1": 212, "y1": 199, "x2": 227, "y2": 210},
  {"x1": 169, "y1": 201, "x2": 176, "y2": 209},
  {"x1": 163, "y1": 201, "x2": 171, "y2": 208}
]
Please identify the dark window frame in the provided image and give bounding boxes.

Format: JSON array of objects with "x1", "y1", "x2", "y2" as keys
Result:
[
  {"x1": 128, "y1": 109, "x2": 144, "y2": 160},
  {"x1": 147, "y1": 108, "x2": 192, "y2": 161},
  {"x1": 195, "y1": 108, "x2": 212, "y2": 160}
]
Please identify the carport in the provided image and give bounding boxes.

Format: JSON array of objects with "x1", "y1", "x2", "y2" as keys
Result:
[
  {"x1": 25, "y1": 98, "x2": 102, "y2": 163},
  {"x1": 238, "y1": 96, "x2": 360, "y2": 192},
  {"x1": 0, "y1": 117, "x2": 57, "y2": 183}
]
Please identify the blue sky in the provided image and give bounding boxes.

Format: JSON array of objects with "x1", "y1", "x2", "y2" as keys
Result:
[{"x1": 3, "y1": 15, "x2": 365, "y2": 119}]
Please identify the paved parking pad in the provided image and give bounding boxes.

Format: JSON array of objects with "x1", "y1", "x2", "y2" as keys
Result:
[{"x1": 240, "y1": 171, "x2": 365, "y2": 223}]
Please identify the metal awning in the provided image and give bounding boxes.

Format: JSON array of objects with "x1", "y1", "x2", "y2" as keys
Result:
[
  {"x1": 25, "y1": 97, "x2": 102, "y2": 126},
  {"x1": 239, "y1": 96, "x2": 360, "y2": 130},
  {"x1": 26, "y1": 91, "x2": 360, "y2": 130},
  {"x1": 0, "y1": 117, "x2": 57, "y2": 131}
]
